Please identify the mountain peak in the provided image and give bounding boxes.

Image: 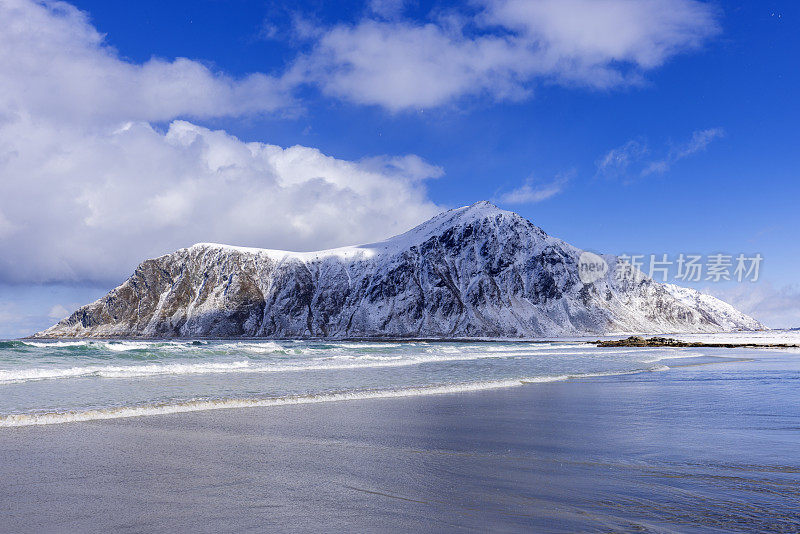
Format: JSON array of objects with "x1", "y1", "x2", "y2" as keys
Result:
[
  {"x1": 423, "y1": 200, "x2": 548, "y2": 243},
  {"x1": 387, "y1": 200, "x2": 533, "y2": 245},
  {"x1": 383, "y1": 200, "x2": 522, "y2": 247},
  {"x1": 453, "y1": 200, "x2": 507, "y2": 219},
  {"x1": 183, "y1": 203, "x2": 544, "y2": 261},
  {"x1": 466, "y1": 199, "x2": 500, "y2": 210},
  {"x1": 38, "y1": 199, "x2": 762, "y2": 339}
]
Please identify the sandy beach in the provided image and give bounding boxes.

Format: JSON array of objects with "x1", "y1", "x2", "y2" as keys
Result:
[{"x1": 2, "y1": 352, "x2": 799, "y2": 533}]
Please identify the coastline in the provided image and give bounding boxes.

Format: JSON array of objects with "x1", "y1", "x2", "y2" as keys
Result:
[
  {"x1": 0, "y1": 347, "x2": 726, "y2": 428},
  {"x1": 2, "y1": 353, "x2": 799, "y2": 532},
  {"x1": 24, "y1": 331, "x2": 795, "y2": 350}
]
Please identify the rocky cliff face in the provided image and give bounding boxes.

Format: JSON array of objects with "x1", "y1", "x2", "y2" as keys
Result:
[{"x1": 37, "y1": 202, "x2": 763, "y2": 338}]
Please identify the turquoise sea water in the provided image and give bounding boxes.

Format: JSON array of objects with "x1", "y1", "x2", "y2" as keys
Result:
[
  {"x1": 3, "y1": 337, "x2": 800, "y2": 531},
  {"x1": 2, "y1": 343, "x2": 800, "y2": 532},
  {"x1": 0, "y1": 339, "x2": 714, "y2": 426}
]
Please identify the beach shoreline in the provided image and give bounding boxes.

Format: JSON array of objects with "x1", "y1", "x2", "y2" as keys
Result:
[{"x1": 2, "y1": 353, "x2": 799, "y2": 533}]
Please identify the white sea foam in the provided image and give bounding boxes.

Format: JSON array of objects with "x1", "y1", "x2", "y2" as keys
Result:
[
  {"x1": 316, "y1": 354, "x2": 404, "y2": 362},
  {"x1": 21, "y1": 340, "x2": 204, "y2": 352},
  {"x1": 18, "y1": 339, "x2": 618, "y2": 357},
  {"x1": 218, "y1": 342, "x2": 287, "y2": 354},
  {"x1": 334, "y1": 343, "x2": 407, "y2": 349},
  {"x1": 521, "y1": 367, "x2": 671, "y2": 382},
  {"x1": 102, "y1": 342, "x2": 156, "y2": 351},
  {"x1": 0, "y1": 351, "x2": 534, "y2": 384},
  {"x1": 0, "y1": 342, "x2": 704, "y2": 384},
  {"x1": 0, "y1": 364, "x2": 674, "y2": 428},
  {"x1": 639, "y1": 350, "x2": 706, "y2": 363},
  {"x1": 2, "y1": 338, "x2": 722, "y2": 428},
  {"x1": 0, "y1": 380, "x2": 526, "y2": 427},
  {"x1": 23, "y1": 341, "x2": 90, "y2": 348}
]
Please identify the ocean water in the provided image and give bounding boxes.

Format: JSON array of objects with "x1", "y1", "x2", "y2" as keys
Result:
[
  {"x1": 3, "y1": 336, "x2": 800, "y2": 531},
  {"x1": 0, "y1": 338, "x2": 715, "y2": 426}
]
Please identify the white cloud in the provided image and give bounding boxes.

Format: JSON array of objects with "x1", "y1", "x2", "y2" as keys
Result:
[
  {"x1": 1, "y1": 0, "x2": 722, "y2": 120},
  {"x1": 0, "y1": 116, "x2": 442, "y2": 284},
  {"x1": 291, "y1": 0, "x2": 720, "y2": 111},
  {"x1": 0, "y1": 0, "x2": 444, "y2": 285},
  {"x1": 481, "y1": 0, "x2": 717, "y2": 70},
  {"x1": 497, "y1": 173, "x2": 570, "y2": 204},
  {"x1": 705, "y1": 283, "x2": 800, "y2": 329},
  {"x1": 676, "y1": 127, "x2": 726, "y2": 158},
  {"x1": 0, "y1": 0, "x2": 291, "y2": 126},
  {"x1": 0, "y1": 0, "x2": 724, "y2": 287},
  {"x1": 597, "y1": 127, "x2": 724, "y2": 180},
  {"x1": 288, "y1": 20, "x2": 523, "y2": 111},
  {"x1": 596, "y1": 140, "x2": 649, "y2": 179},
  {"x1": 642, "y1": 127, "x2": 725, "y2": 176}
]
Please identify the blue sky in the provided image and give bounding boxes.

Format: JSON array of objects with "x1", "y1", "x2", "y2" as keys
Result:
[{"x1": 0, "y1": 0, "x2": 798, "y2": 336}]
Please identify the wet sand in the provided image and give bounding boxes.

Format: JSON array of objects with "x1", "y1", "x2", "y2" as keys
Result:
[{"x1": 2, "y1": 356, "x2": 799, "y2": 533}]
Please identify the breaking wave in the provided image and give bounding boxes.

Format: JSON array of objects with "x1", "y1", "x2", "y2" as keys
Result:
[
  {"x1": 0, "y1": 366, "x2": 669, "y2": 427},
  {"x1": 0, "y1": 350, "x2": 546, "y2": 384},
  {"x1": 0, "y1": 338, "x2": 721, "y2": 428},
  {"x1": 20, "y1": 340, "x2": 212, "y2": 352}
]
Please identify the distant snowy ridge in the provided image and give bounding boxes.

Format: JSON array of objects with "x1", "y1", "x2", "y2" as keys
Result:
[
  {"x1": 661, "y1": 284, "x2": 762, "y2": 333},
  {"x1": 37, "y1": 202, "x2": 764, "y2": 338}
]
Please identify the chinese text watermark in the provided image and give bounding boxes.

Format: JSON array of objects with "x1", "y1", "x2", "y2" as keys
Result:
[{"x1": 615, "y1": 253, "x2": 763, "y2": 283}]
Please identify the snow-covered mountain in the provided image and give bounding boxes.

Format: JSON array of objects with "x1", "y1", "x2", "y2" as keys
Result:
[{"x1": 37, "y1": 202, "x2": 763, "y2": 338}]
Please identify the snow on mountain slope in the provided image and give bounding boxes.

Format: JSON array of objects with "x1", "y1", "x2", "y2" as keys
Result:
[
  {"x1": 37, "y1": 201, "x2": 765, "y2": 339},
  {"x1": 662, "y1": 284, "x2": 763, "y2": 332}
]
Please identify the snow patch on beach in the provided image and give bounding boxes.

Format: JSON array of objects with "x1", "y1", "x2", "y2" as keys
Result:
[{"x1": 671, "y1": 330, "x2": 800, "y2": 346}]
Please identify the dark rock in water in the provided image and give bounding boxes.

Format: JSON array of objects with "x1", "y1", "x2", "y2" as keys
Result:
[
  {"x1": 596, "y1": 336, "x2": 797, "y2": 348},
  {"x1": 597, "y1": 336, "x2": 685, "y2": 347},
  {"x1": 36, "y1": 202, "x2": 764, "y2": 339}
]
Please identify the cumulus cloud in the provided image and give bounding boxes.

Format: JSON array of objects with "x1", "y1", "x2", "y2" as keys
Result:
[
  {"x1": 0, "y1": 0, "x2": 724, "y2": 286},
  {"x1": 0, "y1": 0, "x2": 291, "y2": 126},
  {"x1": 290, "y1": 0, "x2": 720, "y2": 110},
  {"x1": 497, "y1": 173, "x2": 571, "y2": 204},
  {"x1": 0, "y1": 0, "x2": 443, "y2": 285},
  {"x1": 0, "y1": 117, "x2": 442, "y2": 284},
  {"x1": 1, "y1": 0, "x2": 722, "y2": 119},
  {"x1": 597, "y1": 127, "x2": 724, "y2": 181}
]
